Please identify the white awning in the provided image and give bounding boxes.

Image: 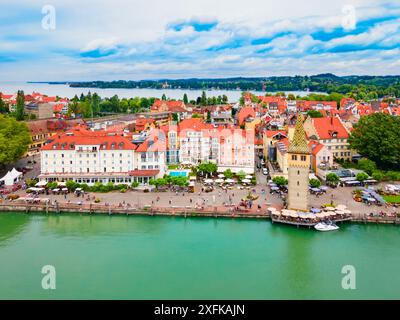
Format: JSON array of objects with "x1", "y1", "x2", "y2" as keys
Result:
[
  {"x1": 0, "y1": 168, "x2": 22, "y2": 186},
  {"x1": 35, "y1": 180, "x2": 48, "y2": 187}
]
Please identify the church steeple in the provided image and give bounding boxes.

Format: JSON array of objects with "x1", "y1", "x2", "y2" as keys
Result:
[
  {"x1": 288, "y1": 113, "x2": 310, "y2": 155},
  {"x1": 287, "y1": 113, "x2": 311, "y2": 211}
]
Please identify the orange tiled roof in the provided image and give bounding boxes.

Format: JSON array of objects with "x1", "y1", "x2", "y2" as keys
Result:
[{"x1": 311, "y1": 116, "x2": 349, "y2": 139}]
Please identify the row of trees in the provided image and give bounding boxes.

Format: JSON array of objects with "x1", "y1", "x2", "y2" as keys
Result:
[
  {"x1": 67, "y1": 93, "x2": 156, "y2": 118},
  {"x1": 162, "y1": 91, "x2": 229, "y2": 106},
  {"x1": 0, "y1": 115, "x2": 31, "y2": 167}
]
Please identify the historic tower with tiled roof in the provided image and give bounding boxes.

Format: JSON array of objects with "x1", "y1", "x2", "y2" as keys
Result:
[{"x1": 287, "y1": 114, "x2": 311, "y2": 211}]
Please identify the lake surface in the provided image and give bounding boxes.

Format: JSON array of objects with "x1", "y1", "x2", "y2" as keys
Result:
[
  {"x1": 0, "y1": 82, "x2": 319, "y2": 102},
  {"x1": 0, "y1": 213, "x2": 399, "y2": 299}
]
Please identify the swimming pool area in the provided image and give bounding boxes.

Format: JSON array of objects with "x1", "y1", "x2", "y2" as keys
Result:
[{"x1": 168, "y1": 170, "x2": 189, "y2": 177}]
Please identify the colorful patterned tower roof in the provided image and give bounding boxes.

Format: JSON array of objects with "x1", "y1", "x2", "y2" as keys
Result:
[{"x1": 288, "y1": 113, "x2": 311, "y2": 154}]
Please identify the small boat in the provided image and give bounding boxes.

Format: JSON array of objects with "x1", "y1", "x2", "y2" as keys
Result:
[{"x1": 314, "y1": 221, "x2": 339, "y2": 232}]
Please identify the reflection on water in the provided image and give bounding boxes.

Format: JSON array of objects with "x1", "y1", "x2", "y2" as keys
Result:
[
  {"x1": 0, "y1": 213, "x2": 30, "y2": 246},
  {"x1": 41, "y1": 214, "x2": 169, "y2": 238}
]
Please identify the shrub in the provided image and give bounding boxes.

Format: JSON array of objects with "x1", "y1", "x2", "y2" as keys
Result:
[
  {"x1": 272, "y1": 176, "x2": 288, "y2": 186},
  {"x1": 66, "y1": 180, "x2": 79, "y2": 191},
  {"x1": 385, "y1": 171, "x2": 400, "y2": 181},
  {"x1": 309, "y1": 178, "x2": 321, "y2": 188},
  {"x1": 223, "y1": 169, "x2": 234, "y2": 179},
  {"x1": 326, "y1": 173, "x2": 340, "y2": 186},
  {"x1": 25, "y1": 179, "x2": 38, "y2": 187},
  {"x1": 357, "y1": 159, "x2": 377, "y2": 175},
  {"x1": 46, "y1": 182, "x2": 58, "y2": 189},
  {"x1": 131, "y1": 181, "x2": 140, "y2": 188},
  {"x1": 356, "y1": 172, "x2": 369, "y2": 182},
  {"x1": 94, "y1": 198, "x2": 101, "y2": 203},
  {"x1": 372, "y1": 171, "x2": 384, "y2": 181}
]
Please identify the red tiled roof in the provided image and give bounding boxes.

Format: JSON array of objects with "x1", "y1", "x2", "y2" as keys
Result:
[
  {"x1": 264, "y1": 130, "x2": 287, "y2": 138},
  {"x1": 129, "y1": 169, "x2": 160, "y2": 177},
  {"x1": 311, "y1": 117, "x2": 349, "y2": 139},
  {"x1": 237, "y1": 106, "x2": 256, "y2": 125},
  {"x1": 178, "y1": 118, "x2": 212, "y2": 131},
  {"x1": 297, "y1": 100, "x2": 336, "y2": 111},
  {"x1": 308, "y1": 140, "x2": 324, "y2": 155},
  {"x1": 151, "y1": 100, "x2": 186, "y2": 112},
  {"x1": 53, "y1": 104, "x2": 65, "y2": 113},
  {"x1": 41, "y1": 128, "x2": 135, "y2": 151},
  {"x1": 135, "y1": 136, "x2": 166, "y2": 152}
]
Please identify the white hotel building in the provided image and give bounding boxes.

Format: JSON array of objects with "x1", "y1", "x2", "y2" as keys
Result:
[
  {"x1": 39, "y1": 121, "x2": 255, "y2": 185},
  {"x1": 39, "y1": 127, "x2": 166, "y2": 185}
]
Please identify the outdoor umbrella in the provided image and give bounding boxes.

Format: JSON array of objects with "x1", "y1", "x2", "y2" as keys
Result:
[
  {"x1": 245, "y1": 175, "x2": 253, "y2": 179},
  {"x1": 215, "y1": 179, "x2": 224, "y2": 183},
  {"x1": 242, "y1": 179, "x2": 251, "y2": 183},
  {"x1": 225, "y1": 179, "x2": 235, "y2": 183},
  {"x1": 281, "y1": 210, "x2": 290, "y2": 217},
  {"x1": 204, "y1": 179, "x2": 213, "y2": 184},
  {"x1": 218, "y1": 174, "x2": 225, "y2": 178}
]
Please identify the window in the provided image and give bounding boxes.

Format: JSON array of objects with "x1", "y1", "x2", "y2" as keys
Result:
[
  {"x1": 291, "y1": 155, "x2": 297, "y2": 161},
  {"x1": 301, "y1": 155, "x2": 307, "y2": 161}
]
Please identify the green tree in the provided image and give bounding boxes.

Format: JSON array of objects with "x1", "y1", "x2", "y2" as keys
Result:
[
  {"x1": 272, "y1": 176, "x2": 288, "y2": 187},
  {"x1": 0, "y1": 96, "x2": 8, "y2": 114},
  {"x1": 183, "y1": 93, "x2": 188, "y2": 104},
  {"x1": 326, "y1": 173, "x2": 340, "y2": 186},
  {"x1": 197, "y1": 162, "x2": 217, "y2": 177},
  {"x1": 91, "y1": 93, "x2": 101, "y2": 116},
  {"x1": 357, "y1": 159, "x2": 376, "y2": 175},
  {"x1": 309, "y1": 178, "x2": 321, "y2": 188},
  {"x1": 201, "y1": 91, "x2": 207, "y2": 106},
  {"x1": 149, "y1": 178, "x2": 168, "y2": 189},
  {"x1": 0, "y1": 115, "x2": 31, "y2": 167},
  {"x1": 15, "y1": 90, "x2": 25, "y2": 121},
  {"x1": 356, "y1": 172, "x2": 369, "y2": 182},
  {"x1": 223, "y1": 169, "x2": 234, "y2": 179},
  {"x1": 307, "y1": 110, "x2": 323, "y2": 118},
  {"x1": 348, "y1": 113, "x2": 400, "y2": 169},
  {"x1": 161, "y1": 94, "x2": 167, "y2": 101},
  {"x1": 172, "y1": 113, "x2": 179, "y2": 123}
]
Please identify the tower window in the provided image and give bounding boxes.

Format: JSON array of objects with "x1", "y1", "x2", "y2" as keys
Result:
[
  {"x1": 291, "y1": 155, "x2": 297, "y2": 161},
  {"x1": 297, "y1": 181, "x2": 299, "y2": 186},
  {"x1": 301, "y1": 155, "x2": 307, "y2": 161},
  {"x1": 297, "y1": 170, "x2": 300, "y2": 175}
]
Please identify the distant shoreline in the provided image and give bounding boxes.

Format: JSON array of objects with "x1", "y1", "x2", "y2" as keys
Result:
[{"x1": 25, "y1": 74, "x2": 400, "y2": 98}]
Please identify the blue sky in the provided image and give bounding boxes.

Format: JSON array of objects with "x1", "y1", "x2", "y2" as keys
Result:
[{"x1": 0, "y1": 0, "x2": 399, "y2": 81}]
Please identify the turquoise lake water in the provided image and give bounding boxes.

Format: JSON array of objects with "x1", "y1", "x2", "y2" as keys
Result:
[{"x1": 0, "y1": 213, "x2": 399, "y2": 299}]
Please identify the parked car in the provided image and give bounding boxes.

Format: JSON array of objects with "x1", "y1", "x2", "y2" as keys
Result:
[{"x1": 262, "y1": 168, "x2": 269, "y2": 175}]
